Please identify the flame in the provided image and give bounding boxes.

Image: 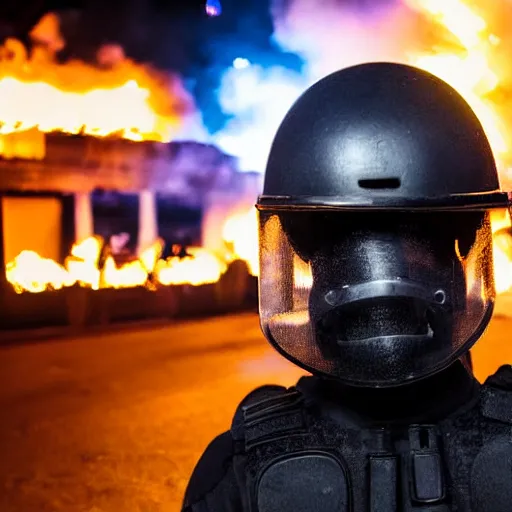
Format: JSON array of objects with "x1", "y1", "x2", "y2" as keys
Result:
[
  {"x1": 4, "y1": 210, "x2": 252, "y2": 293},
  {"x1": 491, "y1": 209, "x2": 512, "y2": 294},
  {"x1": 65, "y1": 236, "x2": 103, "y2": 289},
  {"x1": 406, "y1": 0, "x2": 512, "y2": 294},
  {"x1": 156, "y1": 248, "x2": 227, "y2": 286},
  {"x1": 407, "y1": 0, "x2": 507, "y2": 168},
  {"x1": 0, "y1": 15, "x2": 186, "y2": 159},
  {"x1": 222, "y1": 208, "x2": 259, "y2": 276},
  {"x1": 0, "y1": 77, "x2": 171, "y2": 143},
  {"x1": 6, "y1": 251, "x2": 76, "y2": 293}
]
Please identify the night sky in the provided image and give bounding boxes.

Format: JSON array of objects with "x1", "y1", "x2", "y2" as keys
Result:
[{"x1": 0, "y1": 0, "x2": 281, "y2": 75}]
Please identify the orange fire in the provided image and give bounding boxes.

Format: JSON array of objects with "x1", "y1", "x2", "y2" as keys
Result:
[
  {"x1": 156, "y1": 248, "x2": 227, "y2": 286},
  {"x1": 5, "y1": 238, "x2": 225, "y2": 293},
  {"x1": 405, "y1": 0, "x2": 512, "y2": 293},
  {"x1": 222, "y1": 208, "x2": 259, "y2": 276},
  {"x1": 491, "y1": 209, "x2": 512, "y2": 294},
  {"x1": 0, "y1": 14, "x2": 186, "y2": 160},
  {"x1": 407, "y1": 0, "x2": 508, "y2": 170},
  {"x1": 5, "y1": 209, "x2": 255, "y2": 293}
]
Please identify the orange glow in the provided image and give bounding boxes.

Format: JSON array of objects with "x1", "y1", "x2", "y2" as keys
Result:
[
  {"x1": 407, "y1": 0, "x2": 508, "y2": 169},
  {"x1": 65, "y1": 236, "x2": 103, "y2": 289},
  {"x1": 222, "y1": 208, "x2": 259, "y2": 276},
  {"x1": 0, "y1": 77, "x2": 170, "y2": 141},
  {"x1": 491, "y1": 209, "x2": 512, "y2": 294},
  {"x1": 293, "y1": 255, "x2": 313, "y2": 289},
  {"x1": 4, "y1": 209, "x2": 255, "y2": 292},
  {"x1": 0, "y1": 16, "x2": 185, "y2": 160},
  {"x1": 156, "y1": 248, "x2": 227, "y2": 286},
  {"x1": 1, "y1": 196, "x2": 62, "y2": 263},
  {"x1": 5, "y1": 237, "x2": 227, "y2": 292},
  {"x1": 6, "y1": 251, "x2": 76, "y2": 293}
]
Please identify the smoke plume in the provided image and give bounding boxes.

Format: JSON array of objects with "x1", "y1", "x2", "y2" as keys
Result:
[
  {"x1": 211, "y1": 0, "x2": 431, "y2": 172},
  {"x1": 212, "y1": 0, "x2": 512, "y2": 180}
]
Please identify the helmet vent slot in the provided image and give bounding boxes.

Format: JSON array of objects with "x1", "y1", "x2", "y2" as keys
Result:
[{"x1": 358, "y1": 178, "x2": 401, "y2": 190}]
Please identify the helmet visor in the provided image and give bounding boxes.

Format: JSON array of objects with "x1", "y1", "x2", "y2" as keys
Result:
[{"x1": 258, "y1": 210, "x2": 495, "y2": 387}]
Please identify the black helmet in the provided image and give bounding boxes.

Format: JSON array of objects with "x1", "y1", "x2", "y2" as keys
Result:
[{"x1": 257, "y1": 62, "x2": 510, "y2": 388}]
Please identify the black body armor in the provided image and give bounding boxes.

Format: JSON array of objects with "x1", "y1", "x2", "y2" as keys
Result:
[{"x1": 231, "y1": 365, "x2": 512, "y2": 512}]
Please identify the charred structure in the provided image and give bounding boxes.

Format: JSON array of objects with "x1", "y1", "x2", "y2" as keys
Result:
[{"x1": 0, "y1": 132, "x2": 258, "y2": 336}]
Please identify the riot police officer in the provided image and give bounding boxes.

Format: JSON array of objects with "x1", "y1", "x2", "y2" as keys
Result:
[{"x1": 181, "y1": 62, "x2": 512, "y2": 511}]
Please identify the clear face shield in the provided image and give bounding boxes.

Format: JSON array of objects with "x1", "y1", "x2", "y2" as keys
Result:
[{"x1": 258, "y1": 209, "x2": 496, "y2": 387}]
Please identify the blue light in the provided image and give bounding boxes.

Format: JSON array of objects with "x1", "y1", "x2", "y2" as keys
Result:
[
  {"x1": 206, "y1": 0, "x2": 222, "y2": 16},
  {"x1": 233, "y1": 57, "x2": 250, "y2": 69}
]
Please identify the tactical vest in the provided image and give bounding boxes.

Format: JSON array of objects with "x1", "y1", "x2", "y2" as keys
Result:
[{"x1": 231, "y1": 369, "x2": 512, "y2": 512}]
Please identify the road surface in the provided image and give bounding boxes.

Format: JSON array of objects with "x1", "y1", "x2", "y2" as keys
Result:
[{"x1": 0, "y1": 311, "x2": 511, "y2": 512}]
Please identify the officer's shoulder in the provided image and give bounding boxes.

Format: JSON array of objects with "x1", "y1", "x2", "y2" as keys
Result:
[
  {"x1": 231, "y1": 384, "x2": 301, "y2": 438},
  {"x1": 483, "y1": 364, "x2": 512, "y2": 390},
  {"x1": 480, "y1": 365, "x2": 512, "y2": 425},
  {"x1": 182, "y1": 430, "x2": 235, "y2": 507},
  {"x1": 233, "y1": 376, "x2": 319, "y2": 414},
  {"x1": 233, "y1": 384, "x2": 295, "y2": 416},
  {"x1": 240, "y1": 384, "x2": 293, "y2": 406},
  {"x1": 184, "y1": 386, "x2": 297, "y2": 507}
]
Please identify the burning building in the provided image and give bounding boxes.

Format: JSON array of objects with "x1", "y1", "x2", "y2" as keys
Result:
[{"x1": 0, "y1": 13, "x2": 259, "y2": 335}]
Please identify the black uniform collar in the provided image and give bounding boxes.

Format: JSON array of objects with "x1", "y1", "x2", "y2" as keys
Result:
[{"x1": 296, "y1": 359, "x2": 480, "y2": 426}]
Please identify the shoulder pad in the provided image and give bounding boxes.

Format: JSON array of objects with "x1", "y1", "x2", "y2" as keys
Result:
[
  {"x1": 231, "y1": 385, "x2": 289, "y2": 441},
  {"x1": 231, "y1": 385, "x2": 306, "y2": 447},
  {"x1": 240, "y1": 385, "x2": 290, "y2": 408},
  {"x1": 484, "y1": 364, "x2": 512, "y2": 390},
  {"x1": 182, "y1": 431, "x2": 234, "y2": 508},
  {"x1": 481, "y1": 365, "x2": 512, "y2": 424}
]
